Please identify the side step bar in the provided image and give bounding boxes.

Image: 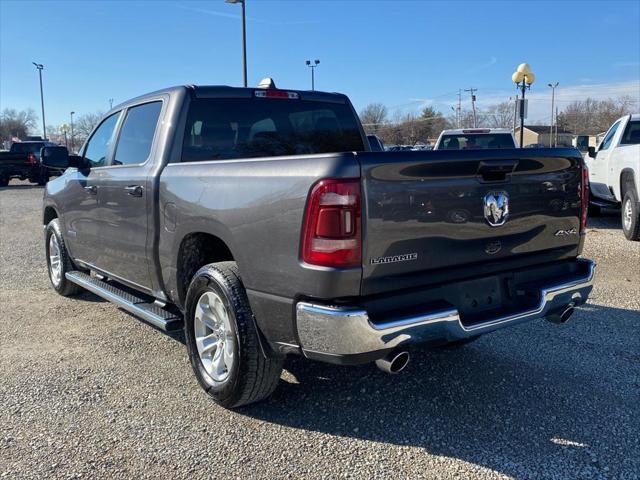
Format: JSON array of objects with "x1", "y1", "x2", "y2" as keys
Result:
[{"x1": 66, "y1": 271, "x2": 183, "y2": 331}]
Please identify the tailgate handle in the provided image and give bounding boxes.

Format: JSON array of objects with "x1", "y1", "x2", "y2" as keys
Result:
[{"x1": 477, "y1": 160, "x2": 518, "y2": 182}]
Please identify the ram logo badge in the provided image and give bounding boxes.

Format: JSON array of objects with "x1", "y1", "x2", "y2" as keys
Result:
[
  {"x1": 484, "y1": 191, "x2": 510, "y2": 227},
  {"x1": 370, "y1": 253, "x2": 418, "y2": 265}
]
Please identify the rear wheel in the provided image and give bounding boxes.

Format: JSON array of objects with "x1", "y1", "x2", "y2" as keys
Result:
[
  {"x1": 621, "y1": 189, "x2": 640, "y2": 241},
  {"x1": 45, "y1": 219, "x2": 83, "y2": 296},
  {"x1": 184, "y1": 262, "x2": 283, "y2": 408}
]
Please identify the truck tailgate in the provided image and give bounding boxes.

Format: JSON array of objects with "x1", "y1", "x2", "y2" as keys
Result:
[{"x1": 359, "y1": 149, "x2": 584, "y2": 296}]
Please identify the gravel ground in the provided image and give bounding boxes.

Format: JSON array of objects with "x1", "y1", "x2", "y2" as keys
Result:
[{"x1": 1, "y1": 180, "x2": 639, "y2": 480}]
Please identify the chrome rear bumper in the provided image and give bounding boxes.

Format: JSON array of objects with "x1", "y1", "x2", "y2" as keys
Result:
[{"x1": 296, "y1": 259, "x2": 595, "y2": 364}]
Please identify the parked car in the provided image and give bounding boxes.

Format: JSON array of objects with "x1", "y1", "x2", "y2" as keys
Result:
[
  {"x1": 367, "y1": 134, "x2": 384, "y2": 152},
  {"x1": 434, "y1": 128, "x2": 517, "y2": 150},
  {"x1": 41, "y1": 82, "x2": 594, "y2": 408},
  {"x1": 525, "y1": 143, "x2": 547, "y2": 148},
  {"x1": 0, "y1": 140, "x2": 58, "y2": 186},
  {"x1": 586, "y1": 114, "x2": 640, "y2": 240}
]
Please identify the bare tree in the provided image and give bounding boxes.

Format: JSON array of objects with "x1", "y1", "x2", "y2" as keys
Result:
[
  {"x1": 0, "y1": 108, "x2": 38, "y2": 143},
  {"x1": 74, "y1": 111, "x2": 104, "y2": 138},
  {"x1": 483, "y1": 101, "x2": 515, "y2": 128},
  {"x1": 557, "y1": 96, "x2": 637, "y2": 135},
  {"x1": 359, "y1": 103, "x2": 388, "y2": 133}
]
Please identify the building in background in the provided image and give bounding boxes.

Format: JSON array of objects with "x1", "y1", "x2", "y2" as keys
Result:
[{"x1": 514, "y1": 125, "x2": 574, "y2": 147}]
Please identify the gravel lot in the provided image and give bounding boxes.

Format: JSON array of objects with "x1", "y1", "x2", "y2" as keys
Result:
[{"x1": 1, "y1": 180, "x2": 639, "y2": 480}]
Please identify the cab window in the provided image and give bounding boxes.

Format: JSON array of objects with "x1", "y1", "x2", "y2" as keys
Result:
[
  {"x1": 113, "y1": 101, "x2": 163, "y2": 166},
  {"x1": 83, "y1": 112, "x2": 121, "y2": 167}
]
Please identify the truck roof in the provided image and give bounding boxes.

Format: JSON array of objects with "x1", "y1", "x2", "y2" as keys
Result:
[
  {"x1": 439, "y1": 128, "x2": 514, "y2": 135},
  {"x1": 107, "y1": 84, "x2": 349, "y2": 113}
]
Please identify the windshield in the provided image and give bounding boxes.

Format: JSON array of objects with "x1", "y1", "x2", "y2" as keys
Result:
[
  {"x1": 439, "y1": 134, "x2": 515, "y2": 150},
  {"x1": 182, "y1": 97, "x2": 365, "y2": 162}
]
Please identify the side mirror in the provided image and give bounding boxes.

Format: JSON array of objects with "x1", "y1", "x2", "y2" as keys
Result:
[
  {"x1": 41, "y1": 146, "x2": 87, "y2": 170},
  {"x1": 41, "y1": 146, "x2": 70, "y2": 169},
  {"x1": 587, "y1": 146, "x2": 596, "y2": 158}
]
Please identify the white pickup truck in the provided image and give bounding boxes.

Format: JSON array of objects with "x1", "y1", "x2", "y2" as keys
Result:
[{"x1": 586, "y1": 114, "x2": 640, "y2": 240}]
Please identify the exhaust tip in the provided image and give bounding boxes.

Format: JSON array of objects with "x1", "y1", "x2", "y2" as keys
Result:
[
  {"x1": 375, "y1": 351, "x2": 410, "y2": 374},
  {"x1": 560, "y1": 306, "x2": 575, "y2": 323},
  {"x1": 546, "y1": 303, "x2": 576, "y2": 324}
]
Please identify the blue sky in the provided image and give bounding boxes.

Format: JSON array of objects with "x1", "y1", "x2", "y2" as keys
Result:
[{"x1": 1, "y1": 0, "x2": 639, "y2": 128}]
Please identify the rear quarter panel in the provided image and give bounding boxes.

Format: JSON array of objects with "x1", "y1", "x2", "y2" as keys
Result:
[{"x1": 158, "y1": 153, "x2": 361, "y2": 345}]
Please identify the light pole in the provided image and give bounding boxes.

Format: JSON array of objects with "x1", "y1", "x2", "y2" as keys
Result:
[
  {"x1": 70, "y1": 111, "x2": 75, "y2": 152},
  {"x1": 511, "y1": 63, "x2": 536, "y2": 147},
  {"x1": 305, "y1": 59, "x2": 320, "y2": 90},
  {"x1": 226, "y1": 0, "x2": 247, "y2": 87},
  {"x1": 109, "y1": 98, "x2": 114, "y2": 109},
  {"x1": 548, "y1": 82, "x2": 559, "y2": 147},
  {"x1": 32, "y1": 62, "x2": 46, "y2": 140}
]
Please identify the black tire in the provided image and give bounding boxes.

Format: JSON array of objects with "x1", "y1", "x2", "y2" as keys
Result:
[
  {"x1": 621, "y1": 188, "x2": 640, "y2": 241},
  {"x1": 37, "y1": 174, "x2": 48, "y2": 186},
  {"x1": 45, "y1": 218, "x2": 83, "y2": 296},
  {"x1": 184, "y1": 262, "x2": 283, "y2": 408}
]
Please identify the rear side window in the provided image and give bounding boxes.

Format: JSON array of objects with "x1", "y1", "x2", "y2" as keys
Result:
[
  {"x1": 181, "y1": 97, "x2": 364, "y2": 162},
  {"x1": 113, "y1": 102, "x2": 162, "y2": 166},
  {"x1": 440, "y1": 134, "x2": 515, "y2": 150},
  {"x1": 84, "y1": 112, "x2": 121, "y2": 167},
  {"x1": 620, "y1": 120, "x2": 640, "y2": 145}
]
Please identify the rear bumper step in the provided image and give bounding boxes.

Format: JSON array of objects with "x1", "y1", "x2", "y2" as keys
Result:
[
  {"x1": 66, "y1": 271, "x2": 182, "y2": 331},
  {"x1": 296, "y1": 259, "x2": 595, "y2": 364}
]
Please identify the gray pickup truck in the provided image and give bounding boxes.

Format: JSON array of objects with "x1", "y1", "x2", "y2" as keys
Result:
[{"x1": 41, "y1": 81, "x2": 595, "y2": 408}]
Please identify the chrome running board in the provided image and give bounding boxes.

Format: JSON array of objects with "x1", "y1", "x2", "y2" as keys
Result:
[{"x1": 66, "y1": 271, "x2": 182, "y2": 331}]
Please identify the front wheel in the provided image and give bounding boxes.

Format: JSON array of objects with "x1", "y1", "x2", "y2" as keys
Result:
[
  {"x1": 622, "y1": 189, "x2": 640, "y2": 241},
  {"x1": 45, "y1": 219, "x2": 83, "y2": 296},
  {"x1": 184, "y1": 262, "x2": 283, "y2": 408}
]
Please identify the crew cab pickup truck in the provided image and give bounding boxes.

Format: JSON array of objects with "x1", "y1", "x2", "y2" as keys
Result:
[
  {"x1": 41, "y1": 82, "x2": 595, "y2": 408},
  {"x1": 0, "y1": 140, "x2": 57, "y2": 186},
  {"x1": 586, "y1": 114, "x2": 640, "y2": 240}
]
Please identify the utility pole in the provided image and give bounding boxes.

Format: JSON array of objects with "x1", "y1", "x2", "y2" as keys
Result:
[
  {"x1": 548, "y1": 82, "x2": 559, "y2": 147},
  {"x1": 456, "y1": 89, "x2": 462, "y2": 128},
  {"x1": 109, "y1": 98, "x2": 114, "y2": 109},
  {"x1": 555, "y1": 107, "x2": 558, "y2": 147},
  {"x1": 226, "y1": 0, "x2": 247, "y2": 87},
  {"x1": 465, "y1": 87, "x2": 477, "y2": 128},
  {"x1": 70, "y1": 111, "x2": 75, "y2": 152},
  {"x1": 32, "y1": 62, "x2": 46, "y2": 140}
]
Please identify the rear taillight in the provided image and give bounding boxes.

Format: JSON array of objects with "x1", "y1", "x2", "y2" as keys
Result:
[
  {"x1": 580, "y1": 161, "x2": 589, "y2": 232},
  {"x1": 301, "y1": 178, "x2": 361, "y2": 268},
  {"x1": 27, "y1": 153, "x2": 37, "y2": 166}
]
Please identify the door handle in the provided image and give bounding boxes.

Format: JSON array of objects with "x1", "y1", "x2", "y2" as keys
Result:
[
  {"x1": 125, "y1": 185, "x2": 144, "y2": 197},
  {"x1": 84, "y1": 185, "x2": 97, "y2": 195}
]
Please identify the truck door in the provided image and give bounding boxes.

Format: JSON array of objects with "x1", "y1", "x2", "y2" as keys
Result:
[
  {"x1": 92, "y1": 101, "x2": 163, "y2": 291},
  {"x1": 60, "y1": 112, "x2": 122, "y2": 266},
  {"x1": 588, "y1": 120, "x2": 620, "y2": 201}
]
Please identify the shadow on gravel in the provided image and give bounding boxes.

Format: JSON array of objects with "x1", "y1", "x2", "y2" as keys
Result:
[
  {"x1": 587, "y1": 208, "x2": 622, "y2": 231},
  {"x1": 240, "y1": 303, "x2": 639, "y2": 478}
]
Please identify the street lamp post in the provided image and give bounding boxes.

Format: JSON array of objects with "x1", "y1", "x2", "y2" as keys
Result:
[
  {"x1": 70, "y1": 111, "x2": 75, "y2": 152},
  {"x1": 511, "y1": 63, "x2": 536, "y2": 148},
  {"x1": 32, "y1": 62, "x2": 46, "y2": 140},
  {"x1": 548, "y1": 82, "x2": 559, "y2": 147},
  {"x1": 305, "y1": 59, "x2": 320, "y2": 90},
  {"x1": 226, "y1": 0, "x2": 247, "y2": 87}
]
